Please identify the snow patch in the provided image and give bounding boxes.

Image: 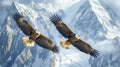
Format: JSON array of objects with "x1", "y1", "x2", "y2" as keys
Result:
[{"x1": 6, "y1": 16, "x2": 13, "y2": 53}]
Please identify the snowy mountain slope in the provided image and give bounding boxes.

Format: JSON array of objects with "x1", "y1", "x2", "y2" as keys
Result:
[
  {"x1": 0, "y1": 2, "x2": 52, "y2": 67},
  {"x1": 90, "y1": 0, "x2": 120, "y2": 39},
  {"x1": 52, "y1": 0, "x2": 120, "y2": 67},
  {"x1": 0, "y1": 0, "x2": 120, "y2": 67},
  {"x1": 0, "y1": 1, "x2": 82, "y2": 67}
]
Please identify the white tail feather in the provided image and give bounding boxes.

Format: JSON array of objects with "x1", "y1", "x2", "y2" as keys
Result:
[
  {"x1": 22, "y1": 37, "x2": 34, "y2": 47},
  {"x1": 60, "y1": 40, "x2": 71, "y2": 49}
]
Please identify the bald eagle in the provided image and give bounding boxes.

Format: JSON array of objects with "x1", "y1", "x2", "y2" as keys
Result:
[
  {"x1": 12, "y1": 13, "x2": 59, "y2": 53},
  {"x1": 50, "y1": 14, "x2": 99, "y2": 57}
]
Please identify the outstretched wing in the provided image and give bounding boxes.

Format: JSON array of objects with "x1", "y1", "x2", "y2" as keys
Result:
[
  {"x1": 12, "y1": 13, "x2": 35, "y2": 36},
  {"x1": 50, "y1": 14, "x2": 75, "y2": 38},
  {"x1": 35, "y1": 34, "x2": 59, "y2": 53},
  {"x1": 72, "y1": 39, "x2": 100, "y2": 57}
]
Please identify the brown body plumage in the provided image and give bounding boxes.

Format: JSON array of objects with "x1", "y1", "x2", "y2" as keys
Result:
[
  {"x1": 50, "y1": 14, "x2": 99, "y2": 57},
  {"x1": 12, "y1": 13, "x2": 59, "y2": 53}
]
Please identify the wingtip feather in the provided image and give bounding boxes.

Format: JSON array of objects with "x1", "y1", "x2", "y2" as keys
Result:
[
  {"x1": 12, "y1": 13, "x2": 23, "y2": 21},
  {"x1": 52, "y1": 45, "x2": 59, "y2": 53},
  {"x1": 49, "y1": 14, "x2": 62, "y2": 23},
  {"x1": 90, "y1": 49, "x2": 100, "y2": 58}
]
